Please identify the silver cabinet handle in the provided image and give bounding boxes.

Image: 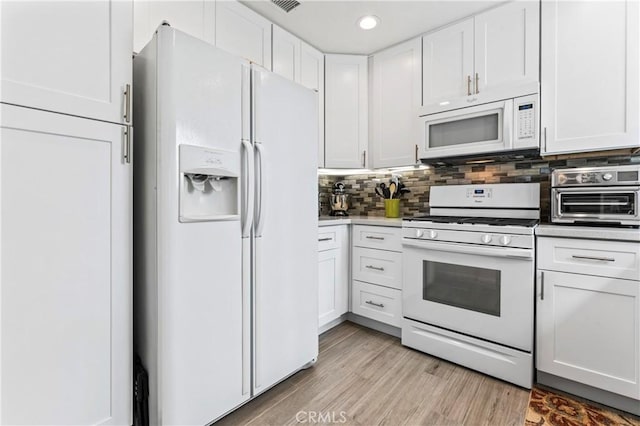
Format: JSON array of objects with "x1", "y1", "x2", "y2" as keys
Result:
[
  {"x1": 318, "y1": 237, "x2": 333, "y2": 242},
  {"x1": 362, "y1": 150, "x2": 367, "y2": 167},
  {"x1": 123, "y1": 126, "x2": 131, "y2": 164},
  {"x1": 365, "y1": 265, "x2": 384, "y2": 271},
  {"x1": 415, "y1": 144, "x2": 419, "y2": 163},
  {"x1": 543, "y1": 127, "x2": 547, "y2": 152},
  {"x1": 540, "y1": 271, "x2": 544, "y2": 300},
  {"x1": 467, "y1": 75, "x2": 471, "y2": 96},
  {"x1": 572, "y1": 255, "x2": 615, "y2": 262},
  {"x1": 365, "y1": 236, "x2": 384, "y2": 240},
  {"x1": 475, "y1": 72, "x2": 479, "y2": 94},
  {"x1": 123, "y1": 84, "x2": 131, "y2": 124},
  {"x1": 365, "y1": 300, "x2": 384, "y2": 308}
]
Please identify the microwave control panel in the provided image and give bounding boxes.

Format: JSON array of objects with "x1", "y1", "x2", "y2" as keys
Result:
[
  {"x1": 513, "y1": 94, "x2": 539, "y2": 150},
  {"x1": 517, "y1": 104, "x2": 535, "y2": 139}
]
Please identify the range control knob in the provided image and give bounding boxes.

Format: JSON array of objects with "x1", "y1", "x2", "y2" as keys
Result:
[
  {"x1": 500, "y1": 235, "x2": 512, "y2": 246},
  {"x1": 429, "y1": 230, "x2": 438, "y2": 239},
  {"x1": 481, "y1": 234, "x2": 493, "y2": 244},
  {"x1": 415, "y1": 229, "x2": 424, "y2": 238},
  {"x1": 602, "y1": 173, "x2": 613, "y2": 182}
]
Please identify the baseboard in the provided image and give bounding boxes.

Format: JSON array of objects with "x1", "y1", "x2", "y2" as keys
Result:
[
  {"x1": 537, "y1": 371, "x2": 640, "y2": 416},
  {"x1": 319, "y1": 314, "x2": 349, "y2": 335},
  {"x1": 347, "y1": 313, "x2": 401, "y2": 338}
]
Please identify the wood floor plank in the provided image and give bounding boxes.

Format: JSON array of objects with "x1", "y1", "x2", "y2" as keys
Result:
[{"x1": 216, "y1": 322, "x2": 530, "y2": 426}]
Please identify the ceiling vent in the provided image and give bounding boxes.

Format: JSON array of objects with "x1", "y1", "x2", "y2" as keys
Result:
[{"x1": 271, "y1": 0, "x2": 300, "y2": 13}]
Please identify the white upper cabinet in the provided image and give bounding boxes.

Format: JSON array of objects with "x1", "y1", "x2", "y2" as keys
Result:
[
  {"x1": 371, "y1": 38, "x2": 422, "y2": 168},
  {"x1": 422, "y1": 18, "x2": 474, "y2": 110},
  {"x1": 299, "y1": 42, "x2": 325, "y2": 167},
  {"x1": 541, "y1": 0, "x2": 640, "y2": 155},
  {"x1": 272, "y1": 25, "x2": 301, "y2": 81},
  {"x1": 215, "y1": 0, "x2": 272, "y2": 69},
  {"x1": 324, "y1": 55, "x2": 368, "y2": 169},
  {"x1": 474, "y1": 1, "x2": 539, "y2": 95},
  {"x1": 133, "y1": 0, "x2": 215, "y2": 53},
  {"x1": 421, "y1": 1, "x2": 539, "y2": 115},
  {"x1": 0, "y1": 0, "x2": 133, "y2": 125}
]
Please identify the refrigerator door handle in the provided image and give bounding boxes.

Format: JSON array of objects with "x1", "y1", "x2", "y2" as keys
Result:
[
  {"x1": 254, "y1": 142, "x2": 266, "y2": 237},
  {"x1": 241, "y1": 139, "x2": 254, "y2": 237}
]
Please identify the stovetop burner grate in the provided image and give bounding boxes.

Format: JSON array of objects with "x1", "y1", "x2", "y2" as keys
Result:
[{"x1": 405, "y1": 215, "x2": 539, "y2": 227}]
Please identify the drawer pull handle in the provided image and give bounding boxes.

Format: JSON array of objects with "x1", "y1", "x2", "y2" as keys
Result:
[
  {"x1": 318, "y1": 237, "x2": 333, "y2": 242},
  {"x1": 365, "y1": 300, "x2": 384, "y2": 308},
  {"x1": 365, "y1": 265, "x2": 385, "y2": 271},
  {"x1": 366, "y1": 236, "x2": 385, "y2": 240},
  {"x1": 571, "y1": 255, "x2": 615, "y2": 262}
]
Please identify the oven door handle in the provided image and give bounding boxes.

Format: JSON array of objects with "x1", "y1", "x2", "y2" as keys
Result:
[{"x1": 402, "y1": 238, "x2": 533, "y2": 260}]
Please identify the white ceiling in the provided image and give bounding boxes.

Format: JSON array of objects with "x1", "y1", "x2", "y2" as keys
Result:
[{"x1": 240, "y1": 0, "x2": 504, "y2": 55}]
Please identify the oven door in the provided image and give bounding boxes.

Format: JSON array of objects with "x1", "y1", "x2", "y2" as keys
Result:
[
  {"x1": 552, "y1": 186, "x2": 640, "y2": 225},
  {"x1": 402, "y1": 238, "x2": 534, "y2": 351},
  {"x1": 419, "y1": 99, "x2": 513, "y2": 159}
]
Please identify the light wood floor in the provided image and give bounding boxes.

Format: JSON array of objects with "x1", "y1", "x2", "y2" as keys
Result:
[{"x1": 217, "y1": 321, "x2": 530, "y2": 425}]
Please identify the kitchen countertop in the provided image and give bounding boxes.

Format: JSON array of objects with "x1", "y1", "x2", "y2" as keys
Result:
[
  {"x1": 318, "y1": 215, "x2": 403, "y2": 228},
  {"x1": 535, "y1": 224, "x2": 640, "y2": 242}
]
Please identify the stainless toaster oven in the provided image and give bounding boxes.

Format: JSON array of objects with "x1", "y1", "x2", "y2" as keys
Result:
[{"x1": 551, "y1": 165, "x2": 640, "y2": 226}]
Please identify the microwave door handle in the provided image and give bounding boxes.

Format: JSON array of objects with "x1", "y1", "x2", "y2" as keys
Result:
[{"x1": 503, "y1": 99, "x2": 514, "y2": 148}]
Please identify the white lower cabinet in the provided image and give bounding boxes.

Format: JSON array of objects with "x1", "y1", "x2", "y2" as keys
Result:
[
  {"x1": 352, "y1": 281, "x2": 402, "y2": 327},
  {"x1": 537, "y1": 237, "x2": 640, "y2": 401},
  {"x1": 318, "y1": 226, "x2": 349, "y2": 332},
  {"x1": 0, "y1": 104, "x2": 132, "y2": 425},
  {"x1": 350, "y1": 225, "x2": 402, "y2": 327}
]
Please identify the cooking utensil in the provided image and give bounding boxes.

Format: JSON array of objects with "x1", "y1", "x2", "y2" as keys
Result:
[
  {"x1": 375, "y1": 186, "x2": 385, "y2": 199},
  {"x1": 380, "y1": 183, "x2": 390, "y2": 199},
  {"x1": 388, "y1": 182, "x2": 397, "y2": 199}
]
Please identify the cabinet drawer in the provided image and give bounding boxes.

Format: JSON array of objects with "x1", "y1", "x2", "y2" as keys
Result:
[
  {"x1": 352, "y1": 225, "x2": 402, "y2": 252},
  {"x1": 538, "y1": 237, "x2": 640, "y2": 281},
  {"x1": 352, "y1": 247, "x2": 402, "y2": 290},
  {"x1": 318, "y1": 226, "x2": 343, "y2": 251},
  {"x1": 352, "y1": 280, "x2": 402, "y2": 327}
]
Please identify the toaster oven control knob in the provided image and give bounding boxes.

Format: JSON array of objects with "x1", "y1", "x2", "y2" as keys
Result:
[
  {"x1": 415, "y1": 229, "x2": 424, "y2": 238},
  {"x1": 602, "y1": 173, "x2": 613, "y2": 181},
  {"x1": 500, "y1": 235, "x2": 512, "y2": 246},
  {"x1": 557, "y1": 174, "x2": 567, "y2": 185},
  {"x1": 481, "y1": 234, "x2": 492, "y2": 243},
  {"x1": 429, "y1": 230, "x2": 438, "y2": 239}
]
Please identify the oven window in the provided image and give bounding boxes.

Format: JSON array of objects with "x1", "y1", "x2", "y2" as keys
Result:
[
  {"x1": 429, "y1": 113, "x2": 499, "y2": 148},
  {"x1": 560, "y1": 193, "x2": 636, "y2": 215},
  {"x1": 423, "y1": 260, "x2": 501, "y2": 316}
]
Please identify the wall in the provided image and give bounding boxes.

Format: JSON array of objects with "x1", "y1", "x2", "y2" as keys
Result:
[{"x1": 319, "y1": 153, "x2": 640, "y2": 222}]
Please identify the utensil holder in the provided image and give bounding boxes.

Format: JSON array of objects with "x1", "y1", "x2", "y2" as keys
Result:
[{"x1": 384, "y1": 199, "x2": 400, "y2": 218}]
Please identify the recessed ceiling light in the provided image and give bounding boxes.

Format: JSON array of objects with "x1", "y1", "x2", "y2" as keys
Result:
[{"x1": 358, "y1": 15, "x2": 380, "y2": 30}]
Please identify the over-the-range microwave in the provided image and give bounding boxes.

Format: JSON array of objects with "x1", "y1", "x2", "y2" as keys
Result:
[{"x1": 418, "y1": 94, "x2": 539, "y2": 161}]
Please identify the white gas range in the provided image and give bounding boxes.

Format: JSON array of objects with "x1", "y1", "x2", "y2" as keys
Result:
[{"x1": 401, "y1": 183, "x2": 540, "y2": 389}]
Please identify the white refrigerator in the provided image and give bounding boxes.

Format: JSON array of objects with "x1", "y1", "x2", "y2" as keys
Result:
[{"x1": 133, "y1": 26, "x2": 318, "y2": 425}]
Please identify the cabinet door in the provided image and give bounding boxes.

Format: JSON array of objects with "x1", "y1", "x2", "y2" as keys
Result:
[
  {"x1": 1, "y1": 1, "x2": 132, "y2": 125},
  {"x1": 325, "y1": 54, "x2": 368, "y2": 168},
  {"x1": 300, "y1": 42, "x2": 325, "y2": 168},
  {"x1": 537, "y1": 271, "x2": 640, "y2": 399},
  {"x1": 318, "y1": 248, "x2": 348, "y2": 329},
  {"x1": 0, "y1": 105, "x2": 132, "y2": 425},
  {"x1": 371, "y1": 38, "x2": 421, "y2": 168},
  {"x1": 541, "y1": 0, "x2": 640, "y2": 154},
  {"x1": 215, "y1": 0, "x2": 272, "y2": 69},
  {"x1": 422, "y1": 18, "x2": 474, "y2": 108},
  {"x1": 474, "y1": 1, "x2": 539, "y2": 95},
  {"x1": 133, "y1": 0, "x2": 215, "y2": 53},
  {"x1": 272, "y1": 25, "x2": 300, "y2": 81}
]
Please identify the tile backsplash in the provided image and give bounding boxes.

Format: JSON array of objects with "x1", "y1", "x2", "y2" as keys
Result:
[{"x1": 319, "y1": 153, "x2": 640, "y2": 222}]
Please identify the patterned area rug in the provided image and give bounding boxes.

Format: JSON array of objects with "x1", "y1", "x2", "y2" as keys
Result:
[{"x1": 525, "y1": 386, "x2": 640, "y2": 426}]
